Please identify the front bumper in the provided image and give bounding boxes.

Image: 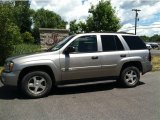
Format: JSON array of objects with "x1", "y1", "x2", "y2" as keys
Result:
[{"x1": 0, "y1": 71, "x2": 20, "y2": 86}]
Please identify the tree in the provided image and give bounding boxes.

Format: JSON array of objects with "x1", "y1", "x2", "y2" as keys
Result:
[
  {"x1": 32, "y1": 8, "x2": 67, "y2": 43},
  {"x1": 22, "y1": 32, "x2": 34, "y2": 44},
  {"x1": 78, "y1": 21, "x2": 87, "y2": 33},
  {"x1": 87, "y1": 0, "x2": 121, "y2": 32},
  {"x1": 33, "y1": 8, "x2": 66, "y2": 28},
  {"x1": 69, "y1": 20, "x2": 87, "y2": 34},
  {"x1": 150, "y1": 34, "x2": 160, "y2": 42},
  {"x1": 69, "y1": 20, "x2": 79, "y2": 34},
  {"x1": 0, "y1": 2, "x2": 22, "y2": 65},
  {"x1": 14, "y1": 0, "x2": 32, "y2": 33},
  {"x1": 69, "y1": 0, "x2": 121, "y2": 33},
  {"x1": 140, "y1": 35, "x2": 150, "y2": 42},
  {"x1": 32, "y1": 26, "x2": 40, "y2": 44}
]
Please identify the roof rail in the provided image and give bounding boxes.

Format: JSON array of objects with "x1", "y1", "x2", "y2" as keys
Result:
[
  {"x1": 87, "y1": 31, "x2": 134, "y2": 35},
  {"x1": 116, "y1": 32, "x2": 135, "y2": 35}
]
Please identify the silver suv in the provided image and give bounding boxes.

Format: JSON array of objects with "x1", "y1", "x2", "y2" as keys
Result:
[{"x1": 1, "y1": 33, "x2": 152, "y2": 98}]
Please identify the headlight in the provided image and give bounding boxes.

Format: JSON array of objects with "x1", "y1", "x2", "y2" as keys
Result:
[{"x1": 4, "y1": 61, "x2": 14, "y2": 72}]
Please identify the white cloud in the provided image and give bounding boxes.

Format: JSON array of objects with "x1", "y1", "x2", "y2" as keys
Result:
[
  {"x1": 31, "y1": 0, "x2": 101, "y2": 22},
  {"x1": 111, "y1": 0, "x2": 160, "y2": 23},
  {"x1": 31, "y1": 0, "x2": 160, "y2": 36},
  {"x1": 119, "y1": 22, "x2": 160, "y2": 36}
]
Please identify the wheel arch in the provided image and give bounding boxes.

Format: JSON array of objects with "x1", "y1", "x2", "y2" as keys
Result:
[
  {"x1": 18, "y1": 65, "x2": 56, "y2": 86},
  {"x1": 120, "y1": 61, "x2": 143, "y2": 75}
]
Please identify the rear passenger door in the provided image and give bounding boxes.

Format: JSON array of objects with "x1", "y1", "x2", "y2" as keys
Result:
[{"x1": 99, "y1": 35, "x2": 129, "y2": 76}]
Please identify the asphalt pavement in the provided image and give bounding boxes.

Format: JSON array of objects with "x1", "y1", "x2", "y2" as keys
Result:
[{"x1": 0, "y1": 71, "x2": 160, "y2": 120}]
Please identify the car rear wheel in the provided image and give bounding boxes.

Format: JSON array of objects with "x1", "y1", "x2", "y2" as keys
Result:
[
  {"x1": 120, "y1": 66, "x2": 140, "y2": 87},
  {"x1": 21, "y1": 71, "x2": 52, "y2": 98}
]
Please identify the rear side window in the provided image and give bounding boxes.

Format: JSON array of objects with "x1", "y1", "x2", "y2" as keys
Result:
[
  {"x1": 101, "y1": 35, "x2": 124, "y2": 51},
  {"x1": 122, "y1": 36, "x2": 147, "y2": 50}
]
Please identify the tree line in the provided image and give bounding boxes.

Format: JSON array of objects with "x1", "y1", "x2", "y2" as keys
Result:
[{"x1": 140, "y1": 35, "x2": 160, "y2": 42}]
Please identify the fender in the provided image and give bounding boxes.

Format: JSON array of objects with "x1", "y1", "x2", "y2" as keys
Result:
[{"x1": 15, "y1": 59, "x2": 61, "y2": 82}]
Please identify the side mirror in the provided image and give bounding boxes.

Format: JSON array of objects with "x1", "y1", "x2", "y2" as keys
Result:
[{"x1": 64, "y1": 46, "x2": 75, "y2": 54}]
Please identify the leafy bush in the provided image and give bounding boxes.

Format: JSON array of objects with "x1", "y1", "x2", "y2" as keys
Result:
[
  {"x1": 11, "y1": 44, "x2": 41, "y2": 56},
  {"x1": 0, "y1": 2, "x2": 23, "y2": 65},
  {"x1": 22, "y1": 32, "x2": 35, "y2": 44},
  {"x1": 0, "y1": 23, "x2": 23, "y2": 65},
  {"x1": 1, "y1": 24, "x2": 22, "y2": 62},
  {"x1": 32, "y1": 27, "x2": 40, "y2": 44}
]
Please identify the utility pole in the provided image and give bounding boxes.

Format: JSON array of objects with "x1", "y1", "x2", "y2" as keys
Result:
[{"x1": 132, "y1": 9, "x2": 141, "y2": 35}]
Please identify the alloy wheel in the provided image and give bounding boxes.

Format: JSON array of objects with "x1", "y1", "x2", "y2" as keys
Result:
[
  {"x1": 27, "y1": 76, "x2": 47, "y2": 95},
  {"x1": 124, "y1": 70, "x2": 138, "y2": 85}
]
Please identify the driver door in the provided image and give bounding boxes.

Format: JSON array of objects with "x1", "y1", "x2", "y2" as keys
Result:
[{"x1": 60, "y1": 35, "x2": 102, "y2": 80}]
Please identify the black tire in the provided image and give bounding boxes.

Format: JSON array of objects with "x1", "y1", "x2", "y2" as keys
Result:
[
  {"x1": 120, "y1": 66, "x2": 140, "y2": 87},
  {"x1": 21, "y1": 71, "x2": 52, "y2": 98}
]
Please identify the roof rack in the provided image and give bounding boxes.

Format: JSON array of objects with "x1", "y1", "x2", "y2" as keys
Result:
[
  {"x1": 87, "y1": 31, "x2": 134, "y2": 35},
  {"x1": 116, "y1": 32, "x2": 134, "y2": 34}
]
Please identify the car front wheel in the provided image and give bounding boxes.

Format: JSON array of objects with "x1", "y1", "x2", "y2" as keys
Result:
[{"x1": 21, "y1": 71, "x2": 52, "y2": 98}]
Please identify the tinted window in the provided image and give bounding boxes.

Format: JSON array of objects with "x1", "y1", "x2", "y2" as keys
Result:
[
  {"x1": 115, "y1": 36, "x2": 124, "y2": 50},
  {"x1": 69, "y1": 35, "x2": 97, "y2": 53},
  {"x1": 101, "y1": 35, "x2": 124, "y2": 51},
  {"x1": 123, "y1": 36, "x2": 147, "y2": 50}
]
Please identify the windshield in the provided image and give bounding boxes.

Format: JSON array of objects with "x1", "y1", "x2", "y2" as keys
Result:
[{"x1": 47, "y1": 35, "x2": 75, "y2": 51}]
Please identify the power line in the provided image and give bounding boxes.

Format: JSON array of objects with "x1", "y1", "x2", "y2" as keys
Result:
[
  {"x1": 120, "y1": 24, "x2": 160, "y2": 31},
  {"x1": 120, "y1": 26, "x2": 160, "y2": 32},
  {"x1": 122, "y1": 12, "x2": 160, "y2": 26}
]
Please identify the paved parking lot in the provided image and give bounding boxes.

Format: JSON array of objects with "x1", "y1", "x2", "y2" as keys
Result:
[
  {"x1": 151, "y1": 50, "x2": 160, "y2": 55},
  {"x1": 0, "y1": 71, "x2": 160, "y2": 120}
]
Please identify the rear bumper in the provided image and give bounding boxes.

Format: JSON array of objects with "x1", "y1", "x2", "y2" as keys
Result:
[
  {"x1": 142, "y1": 61, "x2": 152, "y2": 74},
  {"x1": 0, "y1": 71, "x2": 20, "y2": 86}
]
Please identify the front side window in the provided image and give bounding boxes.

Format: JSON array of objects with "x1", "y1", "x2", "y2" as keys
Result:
[
  {"x1": 68, "y1": 35, "x2": 98, "y2": 53},
  {"x1": 47, "y1": 35, "x2": 75, "y2": 51},
  {"x1": 101, "y1": 35, "x2": 124, "y2": 51}
]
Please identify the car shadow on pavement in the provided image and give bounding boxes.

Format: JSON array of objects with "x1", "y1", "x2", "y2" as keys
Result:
[
  {"x1": 0, "y1": 81, "x2": 145, "y2": 100},
  {"x1": 52, "y1": 81, "x2": 145, "y2": 95},
  {"x1": 0, "y1": 86, "x2": 24, "y2": 100}
]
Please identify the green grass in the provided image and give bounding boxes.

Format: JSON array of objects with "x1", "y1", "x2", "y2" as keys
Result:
[
  {"x1": 11, "y1": 44, "x2": 41, "y2": 56},
  {"x1": 152, "y1": 55, "x2": 160, "y2": 71},
  {"x1": 0, "y1": 67, "x2": 4, "y2": 74},
  {"x1": 0, "y1": 44, "x2": 41, "y2": 74}
]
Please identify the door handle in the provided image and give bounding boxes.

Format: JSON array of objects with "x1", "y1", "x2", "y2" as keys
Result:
[
  {"x1": 120, "y1": 54, "x2": 126, "y2": 57},
  {"x1": 91, "y1": 56, "x2": 98, "y2": 59}
]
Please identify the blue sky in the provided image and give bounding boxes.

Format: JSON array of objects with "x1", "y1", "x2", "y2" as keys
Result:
[{"x1": 30, "y1": 0, "x2": 160, "y2": 36}]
